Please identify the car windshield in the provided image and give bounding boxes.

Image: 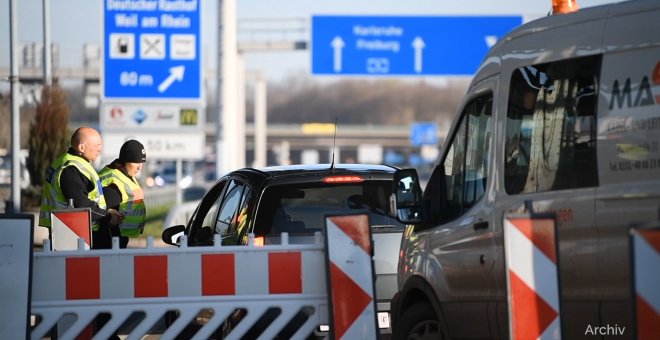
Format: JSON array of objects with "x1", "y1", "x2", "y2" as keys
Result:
[{"x1": 254, "y1": 180, "x2": 403, "y2": 235}]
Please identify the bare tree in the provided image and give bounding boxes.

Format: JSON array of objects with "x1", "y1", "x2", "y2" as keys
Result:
[{"x1": 24, "y1": 84, "x2": 70, "y2": 207}]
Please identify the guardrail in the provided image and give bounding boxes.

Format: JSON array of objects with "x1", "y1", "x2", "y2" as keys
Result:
[
  {"x1": 143, "y1": 186, "x2": 178, "y2": 208},
  {"x1": 163, "y1": 200, "x2": 200, "y2": 230}
]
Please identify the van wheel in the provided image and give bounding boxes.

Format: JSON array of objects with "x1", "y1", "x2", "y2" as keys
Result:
[{"x1": 393, "y1": 302, "x2": 444, "y2": 340}]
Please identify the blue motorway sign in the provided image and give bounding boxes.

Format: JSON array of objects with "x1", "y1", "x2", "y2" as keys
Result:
[
  {"x1": 103, "y1": 0, "x2": 202, "y2": 100},
  {"x1": 312, "y1": 15, "x2": 522, "y2": 76},
  {"x1": 410, "y1": 122, "x2": 438, "y2": 146}
]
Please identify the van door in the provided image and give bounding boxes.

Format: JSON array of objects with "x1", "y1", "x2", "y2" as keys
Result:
[{"x1": 423, "y1": 78, "x2": 496, "y2": 339}]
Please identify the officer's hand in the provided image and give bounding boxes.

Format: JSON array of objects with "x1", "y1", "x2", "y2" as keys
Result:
[{"x1": 108, "y1": 209, "x2": 125, "y2": 226}]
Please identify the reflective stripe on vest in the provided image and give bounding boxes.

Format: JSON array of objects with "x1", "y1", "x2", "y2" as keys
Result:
[
  {"x1": 39, "y1": 153, "x2": 106, "y2": 230},
  {"x1": 100, "y1": 167, "x2": 146, "y2": 237}
]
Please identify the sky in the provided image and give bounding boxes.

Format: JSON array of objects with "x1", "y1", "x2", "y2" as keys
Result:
[{"x1": 0, "y1": 0, "x2": 626, "y2": 84}]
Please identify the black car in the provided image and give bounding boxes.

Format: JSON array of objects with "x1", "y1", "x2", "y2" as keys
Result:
[{"x1": 162, "y1": 163, "x2": 404, "y2": 337}]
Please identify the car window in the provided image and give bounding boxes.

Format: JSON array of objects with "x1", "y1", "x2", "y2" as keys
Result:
[
  {"x1": 187, "y1": 180, "x2": 226, "y2": 239},
  {"x1": 187, "y1": 178, "x2": 252, "y2": 245},
  {"x1": 426, "y1": 94, "x2": 492, "y2": 224},
  {"x1": 254, "y1": 180, "x2": 402, "y2": 236},
  {"x1": 220, "y1": 185, "x2": 252, "y2": 244},
  {"x1": 189, "y1": 181, "x2": 232, "y2": 244},
  {"x1": 505, "y1": 55, "x2": 599, "y2": 194},
  {"x1": 213, "y1": 180, "x2": 248, "y2": 237}
]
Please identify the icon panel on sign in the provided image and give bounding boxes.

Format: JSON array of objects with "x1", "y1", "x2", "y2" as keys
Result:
[
  {"x1": 170, "y1": 34, "x2": 196, "y2": 60},
  {"x1": 141, "y1": 34, "x2": 166, "y2": 60},
  {"x1": 366, "y1": 58, "x2": 390, "y2": 73},
  {"x1": 110, "y1": 33, "x2": 135, "y2": 59}
]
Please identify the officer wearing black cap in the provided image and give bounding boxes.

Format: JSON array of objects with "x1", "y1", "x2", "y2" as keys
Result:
[{"x1": 99, "y1": 140, "x2": 147, "y2": 248}]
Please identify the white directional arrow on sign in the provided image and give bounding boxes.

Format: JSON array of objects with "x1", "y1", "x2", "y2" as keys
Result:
[
  {"x1": 331, "y1": 36, "x2": 345, "y2": 72},
  {"x1": 158, "y1": 65, "x2": 185, "y2": 93},
  {"x1": 412, "y1": 36, "x2": 425, "y2": 73}
]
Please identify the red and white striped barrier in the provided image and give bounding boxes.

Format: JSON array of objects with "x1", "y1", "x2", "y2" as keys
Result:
[
  {"x1": 325, "y1": 214, "x2": 378, "y2": 340},
  {"x1": 51, "y1": 209, "x2": 92, "y2": 250},
  {"x1": 504, "y1": 214, "x2": 561, "y2": 340},
  {"x1": 31, "y1": 234, "x2": 328, "y2": 340},
  {"x1": 631, "y1": 227, "x2": 660, "y2": 339}
]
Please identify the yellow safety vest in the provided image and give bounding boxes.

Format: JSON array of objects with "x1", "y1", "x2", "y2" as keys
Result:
[
  {"x1": 99, "y1": 167, "x2": 146, "y2": 237},
  {"x1": 39, "y1": 153, "x2": 106, "y2": 230}
]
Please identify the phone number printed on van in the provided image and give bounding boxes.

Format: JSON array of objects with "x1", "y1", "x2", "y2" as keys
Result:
[{"x1": 599, "y1": 48, "x2": 660, "y2": 182}]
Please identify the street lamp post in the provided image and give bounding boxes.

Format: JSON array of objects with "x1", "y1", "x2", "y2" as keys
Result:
[
  {"x1": 43, "y1": 0, "x2": 52, "y2": 85},
  {"x1": 9, "y1": 0, "x2": 21, "y2": 213}
]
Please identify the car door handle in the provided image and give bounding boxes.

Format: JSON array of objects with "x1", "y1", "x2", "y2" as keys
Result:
[{"x1": 473, "y1": 221, "x2": 489, "y2": 231}]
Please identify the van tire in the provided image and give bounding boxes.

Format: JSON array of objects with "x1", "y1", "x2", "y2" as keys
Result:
[{"x1": 393, "y1": 302, "x2": 444, "y2": 340}]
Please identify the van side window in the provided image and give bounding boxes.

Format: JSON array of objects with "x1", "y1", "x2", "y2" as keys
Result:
[
  {"x1": 505, "y1": 56, "x2": 600, "y2": 194},
  {"x1": 427, "y1": 94, "x2": 492, "y2": 224}
]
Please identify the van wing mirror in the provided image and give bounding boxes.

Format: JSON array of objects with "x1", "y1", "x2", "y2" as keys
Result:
[
  {"x1": 391, "y1": 168, "x2": 423, "y2": 224},
  {"x1": 162, "y1": 225, "x2": 186, "y2": 246}
]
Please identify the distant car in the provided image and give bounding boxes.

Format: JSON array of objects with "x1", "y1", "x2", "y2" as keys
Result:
[
  {"x1": 0, "y1": 151, "x2": 30, "y2": 189},
  {"x1": 152, "y1": 165, "x2": 193, "y2": 188},
  {"x1": 162, "y1": 164, "x2": 404, "y2": 337}
]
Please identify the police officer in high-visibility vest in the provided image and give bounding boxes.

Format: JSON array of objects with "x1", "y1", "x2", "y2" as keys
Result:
[
  {"x1": 39, "y1": 127, "x2": 124, "y2": 249},
  {"x1": 100, "y1": 140, "x2": 147, "y2": 248}
]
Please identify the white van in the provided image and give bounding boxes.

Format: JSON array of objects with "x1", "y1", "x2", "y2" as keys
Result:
[{"x1": 390, "y1": 1, "x2": 660, "y2": 339}]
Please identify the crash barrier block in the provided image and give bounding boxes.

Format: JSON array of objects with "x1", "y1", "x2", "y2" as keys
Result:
[
  {"x1": 0, "y1": 214, "x2": 34, "y2": 340},
  {"x1": 51, "y1": 208, "x2": 92, "y2": 250},
  {"x1": 31, "y1": 233, "x2": 329, "y2": 340},
  {"x1": 504, "y1": 213, "x2": 561, "y2": 340},
  {"x1": 324, "y1": 213, "x2": 378, "y2": 339},
  {"x1": 631, "y1": 226, "x2": 660, "y2": 340}
]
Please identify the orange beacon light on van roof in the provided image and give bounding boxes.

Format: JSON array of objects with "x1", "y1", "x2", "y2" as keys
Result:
[{"x1": 553, "y1": 0, "x2": 579, "y2": 14}]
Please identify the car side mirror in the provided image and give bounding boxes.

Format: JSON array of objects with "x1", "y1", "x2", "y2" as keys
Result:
[
  {"x1": 392, "y1": 168, "x2": 423, "y2": 224},
  {"x1": 162, "y1": 225, "x2": 186, "y2": 246}
]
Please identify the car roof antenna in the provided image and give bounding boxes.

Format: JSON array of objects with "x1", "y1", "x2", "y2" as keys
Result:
[{"x1": 330, "y1": 116, "x2": 338, "y2": 171}]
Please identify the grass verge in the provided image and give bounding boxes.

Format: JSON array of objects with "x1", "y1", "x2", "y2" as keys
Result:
[{"x1": 142, "y1": 204, "x2": 173, "y2": 238}]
